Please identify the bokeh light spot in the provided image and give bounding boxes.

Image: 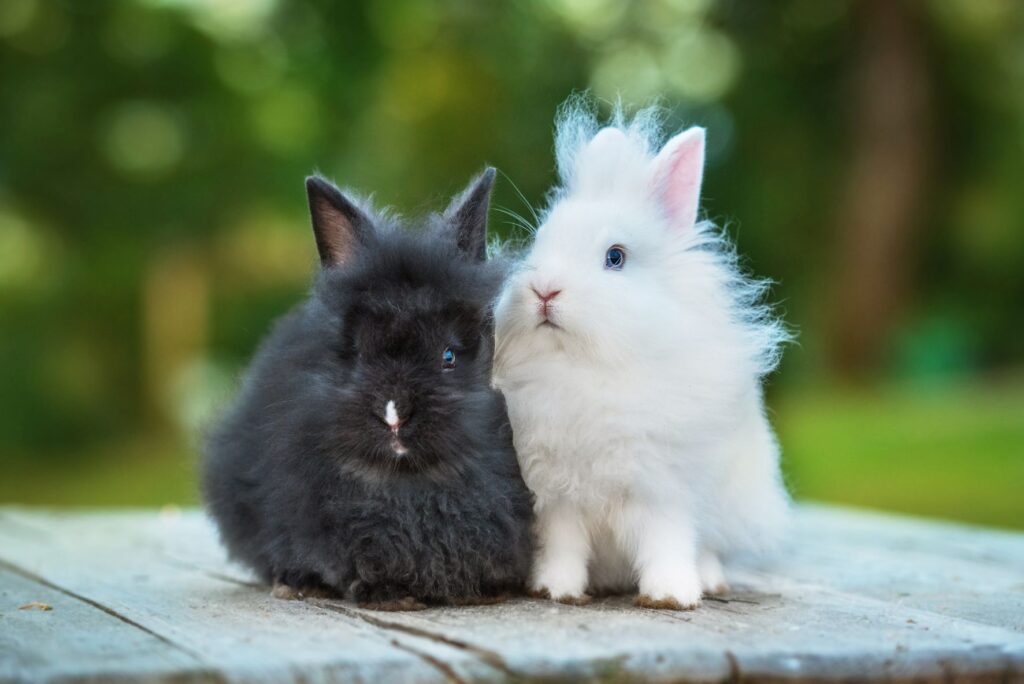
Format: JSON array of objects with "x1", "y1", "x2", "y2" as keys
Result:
[
  {"x1": 171, "y1": 356, "x2": 236, "y2": 440},
  {"x1": 3, "y1": 0, "x2": 68, "y2": 54},
  {"x1": 638, "y1": 0, "x2": 706, "y2": 36},
  {"x1": 0, "y1": 207, "x2": 48, "y2": 291},
  {"x1": 549, "y1": 0, "x2": 629, "y2": 40},
  {"x1": 250, "y1": 86, "x2": 320, "y2": 155},
  {"x1": 0, "y1": 0, "x2": 37, "y2": 38},
  {"x1": 932, "y1": 0, "x2": 1015, "y2": 39},
  {"x1": 591, "y1": 43, "x2": 664, "y2": 102},
  {"x1": 144, "y1": 0, "x2": 278, "y2": 41},
  {"x1": 662, "y1": 28, "x2": 741, "y2": 102},
  {"x1": 101, "y1": 102, "x2": 185, "y2": 178},
  {"x1": 661, "y1": 0, "x2": 713, "y2": 15}
]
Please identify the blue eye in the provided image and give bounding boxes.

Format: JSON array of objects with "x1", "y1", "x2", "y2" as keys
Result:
[
  {"x1": 605, "y1": 245, "x2": 626, "y2": 270},
  {"x1": 441, "y1": 347, "x2": 456, "y2": 371}
]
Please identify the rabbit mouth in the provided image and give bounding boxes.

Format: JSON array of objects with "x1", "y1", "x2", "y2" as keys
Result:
[
  {"x1": 389, "y1": 436, "x2": 409, "y2": 456},
  {"x1": 536, "y1": 306, "x2": 562, "y2": 330}
]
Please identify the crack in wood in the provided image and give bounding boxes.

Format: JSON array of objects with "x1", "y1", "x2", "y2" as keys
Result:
[
  {"x1": 4, "y1": 507, "x2": 1023, "y2": 683},
  {"x1": 0, "y1": 557, "x2": 206, "y2": 664},
  {"x1": 388, "y1": 638, "x2": 468, "y2": 684},
  {"x1": 156, "y1": 556, "x2": 504, "y2": 680},
  {"x1": 724, "y1": 650, "x2": 742, "y2": 683},
  {"x1": 316, "y1": 601, "x2": 517, "y2": 677},
  {"x1": 705, "y1": 595, "x2": 766, "y2": 606}
]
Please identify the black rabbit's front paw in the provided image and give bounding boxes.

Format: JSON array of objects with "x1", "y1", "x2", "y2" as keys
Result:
[
  {"x1": 351, "y1": 580, "x2": 427, "y2": 611},
  {"x1": 271, "y1": 578, "x2": 339, "y2": 601},
  {"x1": 359, "y1": 595, "x2": 428, "y2": 611}
]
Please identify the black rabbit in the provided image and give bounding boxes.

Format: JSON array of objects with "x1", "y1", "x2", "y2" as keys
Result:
[{"x1": 202, "y1": 169, "x2": 534, "y2": 610}]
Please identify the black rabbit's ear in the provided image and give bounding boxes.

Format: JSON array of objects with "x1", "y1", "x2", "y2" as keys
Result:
[
  {"x1": 305, "y1": 175, "x2": 372, "y2": 267},
  {"x1": 444, "y1": 167, "x2": 496, "y2": 261}
]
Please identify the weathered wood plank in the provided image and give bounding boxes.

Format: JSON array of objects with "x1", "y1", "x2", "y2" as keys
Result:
[
  {"x1": 0, "y1": 567, "x2": 203, "y2": 683},
  {"x1": 0, "y1": 509, "x2": 501, "y2": 683},
  {"x1": 1, "y1": 505, "x2": 1022, "y2": 683},
  {"x1": 766, "y1": 504, "x2": 1024, "y2": 633}
]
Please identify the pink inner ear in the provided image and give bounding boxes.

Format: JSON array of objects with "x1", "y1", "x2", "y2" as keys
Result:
[
  {"x1": 652, "y1": 128, "x2": 705, "y2": 230},
  {"x1": 313, "y1": 195, "x2": 358, "y2": 265}
]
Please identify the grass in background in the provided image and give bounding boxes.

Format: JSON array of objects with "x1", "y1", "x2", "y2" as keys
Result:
[
  {"x1": 2, "y1": 381, "x2": 1022, "y2": 530},
  {"x1": 2, "y1": 437, "x2": 200, "y2": 509},
  {"x1": 776, "y1": 379, "x2": 1024, "y2": 530}
]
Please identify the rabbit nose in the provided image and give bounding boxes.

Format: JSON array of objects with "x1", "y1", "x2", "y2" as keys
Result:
[
  {"x1": 383, "y1": 400, "x2": 404, "y2": 433},
  {"x1": 531, "y1": 286, "x2": 562, "y2": 303}
]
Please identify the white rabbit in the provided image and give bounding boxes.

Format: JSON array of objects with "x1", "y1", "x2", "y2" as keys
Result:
[{"x1": 493, "y1": 100, "x2": 790, "y2": 610}]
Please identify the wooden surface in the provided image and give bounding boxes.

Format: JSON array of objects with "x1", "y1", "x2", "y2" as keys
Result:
[{"x1": 0, "y1": 504, "x2": 1021, "y2": 683}]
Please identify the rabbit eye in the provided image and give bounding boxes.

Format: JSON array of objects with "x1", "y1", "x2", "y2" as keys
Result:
[
  {"x1": 441, "y1": 347, "x2": 456, "y2": 371},
  {"x1": 604, "y1": 245, "x2": 626, "y2": 270}
]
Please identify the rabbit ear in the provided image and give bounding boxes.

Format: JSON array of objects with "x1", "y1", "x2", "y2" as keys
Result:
[
  {"x1": 444, "y1": 167, "x2": 496, "y2": 261},
  {"x1": 305, "y1": 176, "x2": 372, "y2": 267},
  {"x1": 650, "y1": 127, "x2": 705, "y2": 231}
]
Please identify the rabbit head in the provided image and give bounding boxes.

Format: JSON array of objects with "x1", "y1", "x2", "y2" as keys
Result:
[
  {"x1": 495, "y1": 103, "x2": 785, "y2": 394},
  {"x1": 301, "y1": 169, "x2": 507, "y2": 479}
]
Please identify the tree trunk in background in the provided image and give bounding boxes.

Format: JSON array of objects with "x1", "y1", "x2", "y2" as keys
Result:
[{"x1": 827, "y1": 0, "x2": 931, "y2": 378}]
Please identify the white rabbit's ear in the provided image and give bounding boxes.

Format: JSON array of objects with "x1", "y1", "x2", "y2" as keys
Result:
[{"x1": 650, "y1": 126, "x2": 705, "y2": 230}]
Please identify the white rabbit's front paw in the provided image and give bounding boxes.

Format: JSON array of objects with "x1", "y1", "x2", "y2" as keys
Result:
[
  {"x1": 635, "y1": 569, "x2": 702, "y2": 611},
  {"x1": 531, "y1": 561, "x2": 590, "y2": 605},
  {"x1": 697, "y1": 550, "x2": 729, "y2": 596}
]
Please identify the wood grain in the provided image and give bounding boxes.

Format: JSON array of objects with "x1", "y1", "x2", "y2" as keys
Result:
[{"x1": 0, "y1": 504, "x2": 1021, "y2": 683}]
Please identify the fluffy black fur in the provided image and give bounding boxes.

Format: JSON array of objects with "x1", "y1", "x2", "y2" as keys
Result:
[{"x1": 202, "y1": 169, "x2": 534, "y2": 608}]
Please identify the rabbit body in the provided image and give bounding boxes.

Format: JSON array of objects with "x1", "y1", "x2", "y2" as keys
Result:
[
  {"x1": 204, "y1": 171, "x2": 534, "y2": 608},
  {"x1": 494, "y1": 102, "x2": 789, "y2": 609}
]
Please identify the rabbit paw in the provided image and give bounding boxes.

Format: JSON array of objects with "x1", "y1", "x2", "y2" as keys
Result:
[
  {"x1": 271, "y1": 580, "x2": 300, "y2": 600},
  {"x1": 351, "y1": 580, "x2": 428, "y2": 611},
  {"x1": 554, "y1": 592, "x2": 593, "y2": 606},
  {"x1": 531, "y1": 553, "x2": 588, "y2": 605},
  {"x1": 358, "y1": 596, "x2": 428, "y2": 612},
  {"x1": 635, "y1": 572, "x2": 702, "y2": 611},
  {"x1": 529, "y1": 586, "x2": 593, "y2": 605},
  {"x1": 271, "y1": 580, "x2": 338, "y2": 601},
  {"x1": 698, "y1": 551, "x2": 730, "y2": 596},
  {"x1": 635, "y1": 593, "x2": 699, "y2": 611}
]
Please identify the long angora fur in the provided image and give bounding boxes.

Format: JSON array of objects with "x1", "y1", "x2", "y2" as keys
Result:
[
  {"x1": 493, "y1": 98, "x2": 790, "y2": 609},
  {"x1": 204, "y1": 170, "x2": 534, "y2": 609}
]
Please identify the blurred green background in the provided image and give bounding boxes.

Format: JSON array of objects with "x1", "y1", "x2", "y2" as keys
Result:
[{"x1": 1, "y1": 0, "x2": 1021, "y2": 529}]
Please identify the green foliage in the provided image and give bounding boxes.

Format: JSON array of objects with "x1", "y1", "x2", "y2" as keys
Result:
[
  {"x1": 778, "y1": 380, "x2": 1024, "y2": 530},
  {"x1": 4, "y1": 381, "x2": 1021, "y2": 530},
  {"x1": 1, "y1": 0, "x2": 1022, "y2": 523}
]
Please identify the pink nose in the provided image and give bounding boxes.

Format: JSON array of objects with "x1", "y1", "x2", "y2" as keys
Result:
[{"x1": 532, "y1": 287, "x2": 561, "y2": 303}]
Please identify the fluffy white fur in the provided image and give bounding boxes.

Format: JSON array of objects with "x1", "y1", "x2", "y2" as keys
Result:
[{"x1": 493, "y1": 99, "x2": 790, "y2": 610}]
